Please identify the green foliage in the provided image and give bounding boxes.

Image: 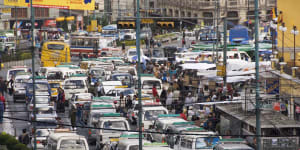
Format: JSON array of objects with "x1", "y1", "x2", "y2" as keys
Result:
[
  {"x1": 1, "y1": 52, "x2": 32, "y2": 62},
  {"x1": 0, "y1": 132, "x2": 30, "y2": 150}
]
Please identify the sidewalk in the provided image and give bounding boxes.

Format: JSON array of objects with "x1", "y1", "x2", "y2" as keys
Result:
[{"x1": 0, "y1": 108, "x2": 15, "y2": 136}]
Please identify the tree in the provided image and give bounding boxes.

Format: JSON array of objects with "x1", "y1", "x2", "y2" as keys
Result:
[{"x1": 0, "y1": 132, "x2": 30, "y2": 150}]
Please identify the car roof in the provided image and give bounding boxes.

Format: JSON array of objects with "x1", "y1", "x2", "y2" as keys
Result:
[
  {"x1": 157, "y1": 117, "x2": 185, "y2": 124},
  {"x1": 143, "y1": 106, "x2": 168, "y2": 111},
  {"x1": 217, "y1": 144, "x2": 254, "y2": 149},
  {"x1": 49, "y1": 132, "x2": 84, "y2": 141}
]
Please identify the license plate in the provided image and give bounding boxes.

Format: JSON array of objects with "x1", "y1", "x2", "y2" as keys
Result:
[{"x1": 110, "y1": 138, "x2": 119, "y2": 142}]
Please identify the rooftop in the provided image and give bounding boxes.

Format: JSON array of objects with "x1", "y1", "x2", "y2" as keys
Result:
[{"x1": 217, "y1": 103, "x2": 300, "y2": 128}]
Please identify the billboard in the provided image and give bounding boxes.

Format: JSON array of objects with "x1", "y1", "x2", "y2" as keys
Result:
[
  {"x1": 265, "y1": 78, "x2": 279, "y2": 94},
  {"x1": 4, "y1": 0, "x2": 94, "y2": 10}
]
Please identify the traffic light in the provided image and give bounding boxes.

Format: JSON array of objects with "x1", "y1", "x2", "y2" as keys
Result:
[
  {"x1": 95, "y1": 4, "x2": 98, "y2": 10},
  {"x1": 117, "y1": 21, "x2": 136, "y2": 29},
  {"x1": 157, "y1": 21, "x2": 174, "y2": 28}
]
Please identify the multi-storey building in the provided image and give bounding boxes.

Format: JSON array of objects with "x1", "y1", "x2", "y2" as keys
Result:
[{"x1": 152, "y1": 0, "x2": 276, "y2": 25}]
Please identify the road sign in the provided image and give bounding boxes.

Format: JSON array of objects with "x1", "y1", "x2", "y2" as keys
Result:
[
  {"x1": 217, "y1": 65, "x2": 225, "y2": 77},
  {"x1": 141, "y1": 19, "x2": 154, "y2": 24}
]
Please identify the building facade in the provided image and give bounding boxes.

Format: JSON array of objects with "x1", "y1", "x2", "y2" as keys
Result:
[{"x1": 152, "y1": 0, "x2": 276, "y2": 25}]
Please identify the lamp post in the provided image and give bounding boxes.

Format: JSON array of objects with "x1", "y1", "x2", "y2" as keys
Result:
[
  {"x1": 291, "y1": 26, "x2": 299, "y2": 67},
  {"x1": 279, "y1": 23, "x2": 287, "y2": 62}
]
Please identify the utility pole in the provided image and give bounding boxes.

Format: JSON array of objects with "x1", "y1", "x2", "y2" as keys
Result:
[
  {"x1": 212, "y1": 0, "x2": 216, "y2": 61},
  {"x1": 254, "y1": 0, "x2": 261, "y2": 149},
  {"x1": 223, "y1": 18, "x2": 227, "y2": 95},
  {"x1": 30, "y1": 0, "x2": 37, "y2": 150},
  {"x1": 215, "y1": 0, "x2": 220, "y2": 63},
  {"x1": 14, "y1": 6, "x2": 18, "y2": 50},
  {"x1": 136, "y1": 0, "x2": 143, "y2": 149}
]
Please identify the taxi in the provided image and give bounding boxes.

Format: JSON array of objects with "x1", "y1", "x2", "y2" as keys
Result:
[
  {"x1": 45, "y1": 129, "x2": 89, "y2": 150},
  {"x1": 6, "y1": 66, "x2": 28, "y2": 81},
  {"x1": 140, "y1": 74, "x2": 163, "y2": 96},
  {"x1": 214, "y1": 138, "x2": 254, "y2": 150},
  {"x1": 27, "y1": 95, "x2": 51, "y2": 112},
  {"x1": 127, "y1": 103, "x2": 168, "y2": 129},
  {"x1": 69, "y1": 93, "x2": 93, "y2": 110},
  {"x1": 31, "y1": 128, "x2": 51, "y2": 150},
  {"x1": 165, "y1": 122, "x2": 200, "y2": 148},
  {"x1": 82, "y1": 102, "x2": 115, "y2": 124},
  {"x1": 95, "y1": 113, "x2": 130, "y2": 150},
  {"x1": 87, "y1": 109, "x2": 116, "y2": 144},
  {"x1": 47, "y1": 80, "x2": 62, "y2": 101},
  {"x1": 63, "y1": 74, "x2": 88, "y2": 102},
  {"x1": 149, "y1": 114, "x2": 187, "y2": 143},
  {"x1": 29, "y1": 106, "x2": 57, "y2": 121},
  {"x1": 174, "y1": 130, "x2": 220, "y2": 150}
]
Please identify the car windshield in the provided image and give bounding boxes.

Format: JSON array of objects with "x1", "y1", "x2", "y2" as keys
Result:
[
  {"x1": 91, "y1": 69, "x2": 105, "y2": 76},
  {"x1": 76, "y1": 95, "x2": 92, "y2": 101},
  {"x1": 112, "y1": 75, "x2": 132, "y2": 85},
  {"x1": 142, "y1": 80, "x2": 161, "y2": 89},
  {"x1": 36, "y1": 121, "x2": 56, "y2": 127},
  {"x1": 50, "y1": 83, "x2": 60, "y2": 88},
  {"x1": 28, "y1": 83, "x2": 49, "y2": 92},
  {"x1": 9, "y1": 70, "x2": 25, "y2": 76},
  {"x1": 153, "y1": 50, "x2": 164, "y2": 57},
  {"x1": 195, "y1": 137, "x2": 219, "y2": 149},
  {"x1": 14, "y1": 82, "x2": 27, "y2": 89},
  {"x1": 47, "y1": 72, "x2": 63, "y2": 80},
  {"x1": 120, "y1": 89, "x2": 134, "y2": 96},
  {"x1": 144, "y1": 110, "x2": 167, "y2": 121},
  {"x1": 129, "y1": 51, "x2": 137, "y2": 56},
  {"x1": 65, "y1": 80, "x2": 85, "y2": 89},
  {"x1": 36, "y1": 130, "x2": 49, "y2": 137},
  {"x1": 60, "y1": 139, "x2": 86, "y2": 150},
  {"x1": 103, "y1": 121, "x2": 127, "y2": 133}
]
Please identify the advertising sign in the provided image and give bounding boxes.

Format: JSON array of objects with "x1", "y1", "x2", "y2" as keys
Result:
[
  {"x1": 265, "y1": 78, "x2": 279, "y2": 94},
  {"x1": 4, "y1": 0, "x2": 95, "y2": 10}
]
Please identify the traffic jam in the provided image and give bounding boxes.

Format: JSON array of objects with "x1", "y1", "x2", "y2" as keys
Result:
[{"x1": 4, "y1": 30, "x2": 261, "y2": 150}]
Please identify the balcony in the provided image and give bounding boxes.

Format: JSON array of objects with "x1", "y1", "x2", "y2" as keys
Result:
[{"x1": 227, "y1": 0, "x2": 238, "y2": 8}]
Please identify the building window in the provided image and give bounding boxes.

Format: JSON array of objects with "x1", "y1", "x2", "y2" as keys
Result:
[
  {"x1": 227, "y1": 11, "x2": 238, "y2": 18},
  {"x1": 203, "y1": 12, "x2": 213, "y2": 25},
  {"x1": 35, "y1": 8, "x2": 49, "y2": 18},
  {"x1": 11, "y1": 8, "x2": 27, "y2": 18}
]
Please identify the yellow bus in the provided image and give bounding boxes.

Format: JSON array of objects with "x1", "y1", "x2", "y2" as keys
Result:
[{"x1": 41, "y1": 41, "x2": 71, "y2": 67}]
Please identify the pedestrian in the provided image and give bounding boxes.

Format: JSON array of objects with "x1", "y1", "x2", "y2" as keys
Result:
[
  {"x1": 0, "y1": 99, "x2": 3, "y2": 123},
  {"x1": 0, "y1": 77, "x2": 6, "y2": 95},
  {"x1": 182, "y1": 38, "x2": 186, "y2": 48},
  {"x1": 150, "y1": 37, "x2": 154, "y2": 48},
  {"x1": 198, "y1": 88, "x2": 205, "y2": 102},
  {"x1": 166, "y1": 90, "x2": 173, "y2": 111},
  {"x1": 145, "y1": 37, "x2": 149, "y2": 49},
  {"x1": 160, "y1": 87, "x2": 167, "y2": 106},
  {"x1": 125, "y1": 95, "x2": 133, "y2": 110},
  {"x1": 18, "y1": 129, "x2": 30, "y2": 146},
  {"x1": 69, "y1": 107, "x2": 77, "y2": 130},
  {"x1": 97, "y1": 82, "x2": 104, "y2": 97},
  {"x1": 119, "y1": 93, "x2": 126, "y2": 114},
  {"x1": 185, "y1": 92, "x2": 195, "y2": 117},
  {"x1": 7, "y1": 76, "x2": 14, "y2": 96},
  {"x1": 0, "y1": 93, "x2": 5, "y2": 111},
  {"x1": 76, "y1": 103, "x2": 83, "y2": 125},
  {"x1": 56, "y1": 87, "x2": 65, "y2": 113},
  {"x1": 56, "y1": 117, "x2": 64, "y2": 129},
  {"x1": 152, "y1": 85, "x2": 158, "y2": 98},
  {"x1": 0, "y1": 54, "x2": 2, "y2": 70}
]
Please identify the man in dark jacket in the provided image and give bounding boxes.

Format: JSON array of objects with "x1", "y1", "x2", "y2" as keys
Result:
[{"x1": 18, "y1": 129, "x2": 30, "y2": 146}]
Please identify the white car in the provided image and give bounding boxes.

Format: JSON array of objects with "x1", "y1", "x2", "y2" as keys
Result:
[
  {"x1": 27, "y1": 96, "x2": 51, "y2": 112},
  {"x1": 140, "y1": 74, "x2": 163, "y2": 96},
  {"x1": 31, "y1": 129, "x2": 51, "y2": 150},
  {"x1": 127, "y1": 105, "x2": 168, "y2": 129},
  {"x1": 6, "y1": 66, "x2": 28, "y2": 81},
  {"x1": 13, "y1": 74, "x2": 31, "y2": 102},
  {"x1": 95, "y1": 113, "x2": 130, "y2": 150},
  {"x1": 29, "y1": 106, "x2": 57, "y2": 121},
  {"x1": 45, "y1": 129, "x2": 89, "y2": 150},
  {"x1": 63, "y1": 74, "x2": 88, "y2": 101},
  {"x1": 69, "y1": 93, "x2": 93, "y2": 110}
]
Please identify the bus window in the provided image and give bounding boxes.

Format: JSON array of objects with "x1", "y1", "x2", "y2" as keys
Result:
[{"x1": 47, "y1": 44, "x2": 64, "y2": 50}]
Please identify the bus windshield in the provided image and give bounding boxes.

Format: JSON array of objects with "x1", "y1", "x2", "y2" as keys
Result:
[{"x1": 47, "y1": 44, "x2": 64, "y2": 50}]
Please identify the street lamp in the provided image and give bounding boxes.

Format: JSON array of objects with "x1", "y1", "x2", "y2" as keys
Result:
[
  {"x1": 279, "y1": 23, "x2": 287, "y2": 62},
  {"x1": 291, "y1": 26, "x2": 299, "y2": 67}
]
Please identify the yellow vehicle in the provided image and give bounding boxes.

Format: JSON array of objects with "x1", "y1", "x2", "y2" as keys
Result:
[
  {"x1": 48, "y1": 80, "x2": 62, "y2": 100},
  {"x1": 41, "y1": 41, "x2": 71, "y2": 67}
]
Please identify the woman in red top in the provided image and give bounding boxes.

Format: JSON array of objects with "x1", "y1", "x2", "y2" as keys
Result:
[
  {"x1": 152, "y1": 85, "x2": 158, "y2": 98},
  {"x1": 0, "y1": 92, "x2": 5, "y2": 110}
]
